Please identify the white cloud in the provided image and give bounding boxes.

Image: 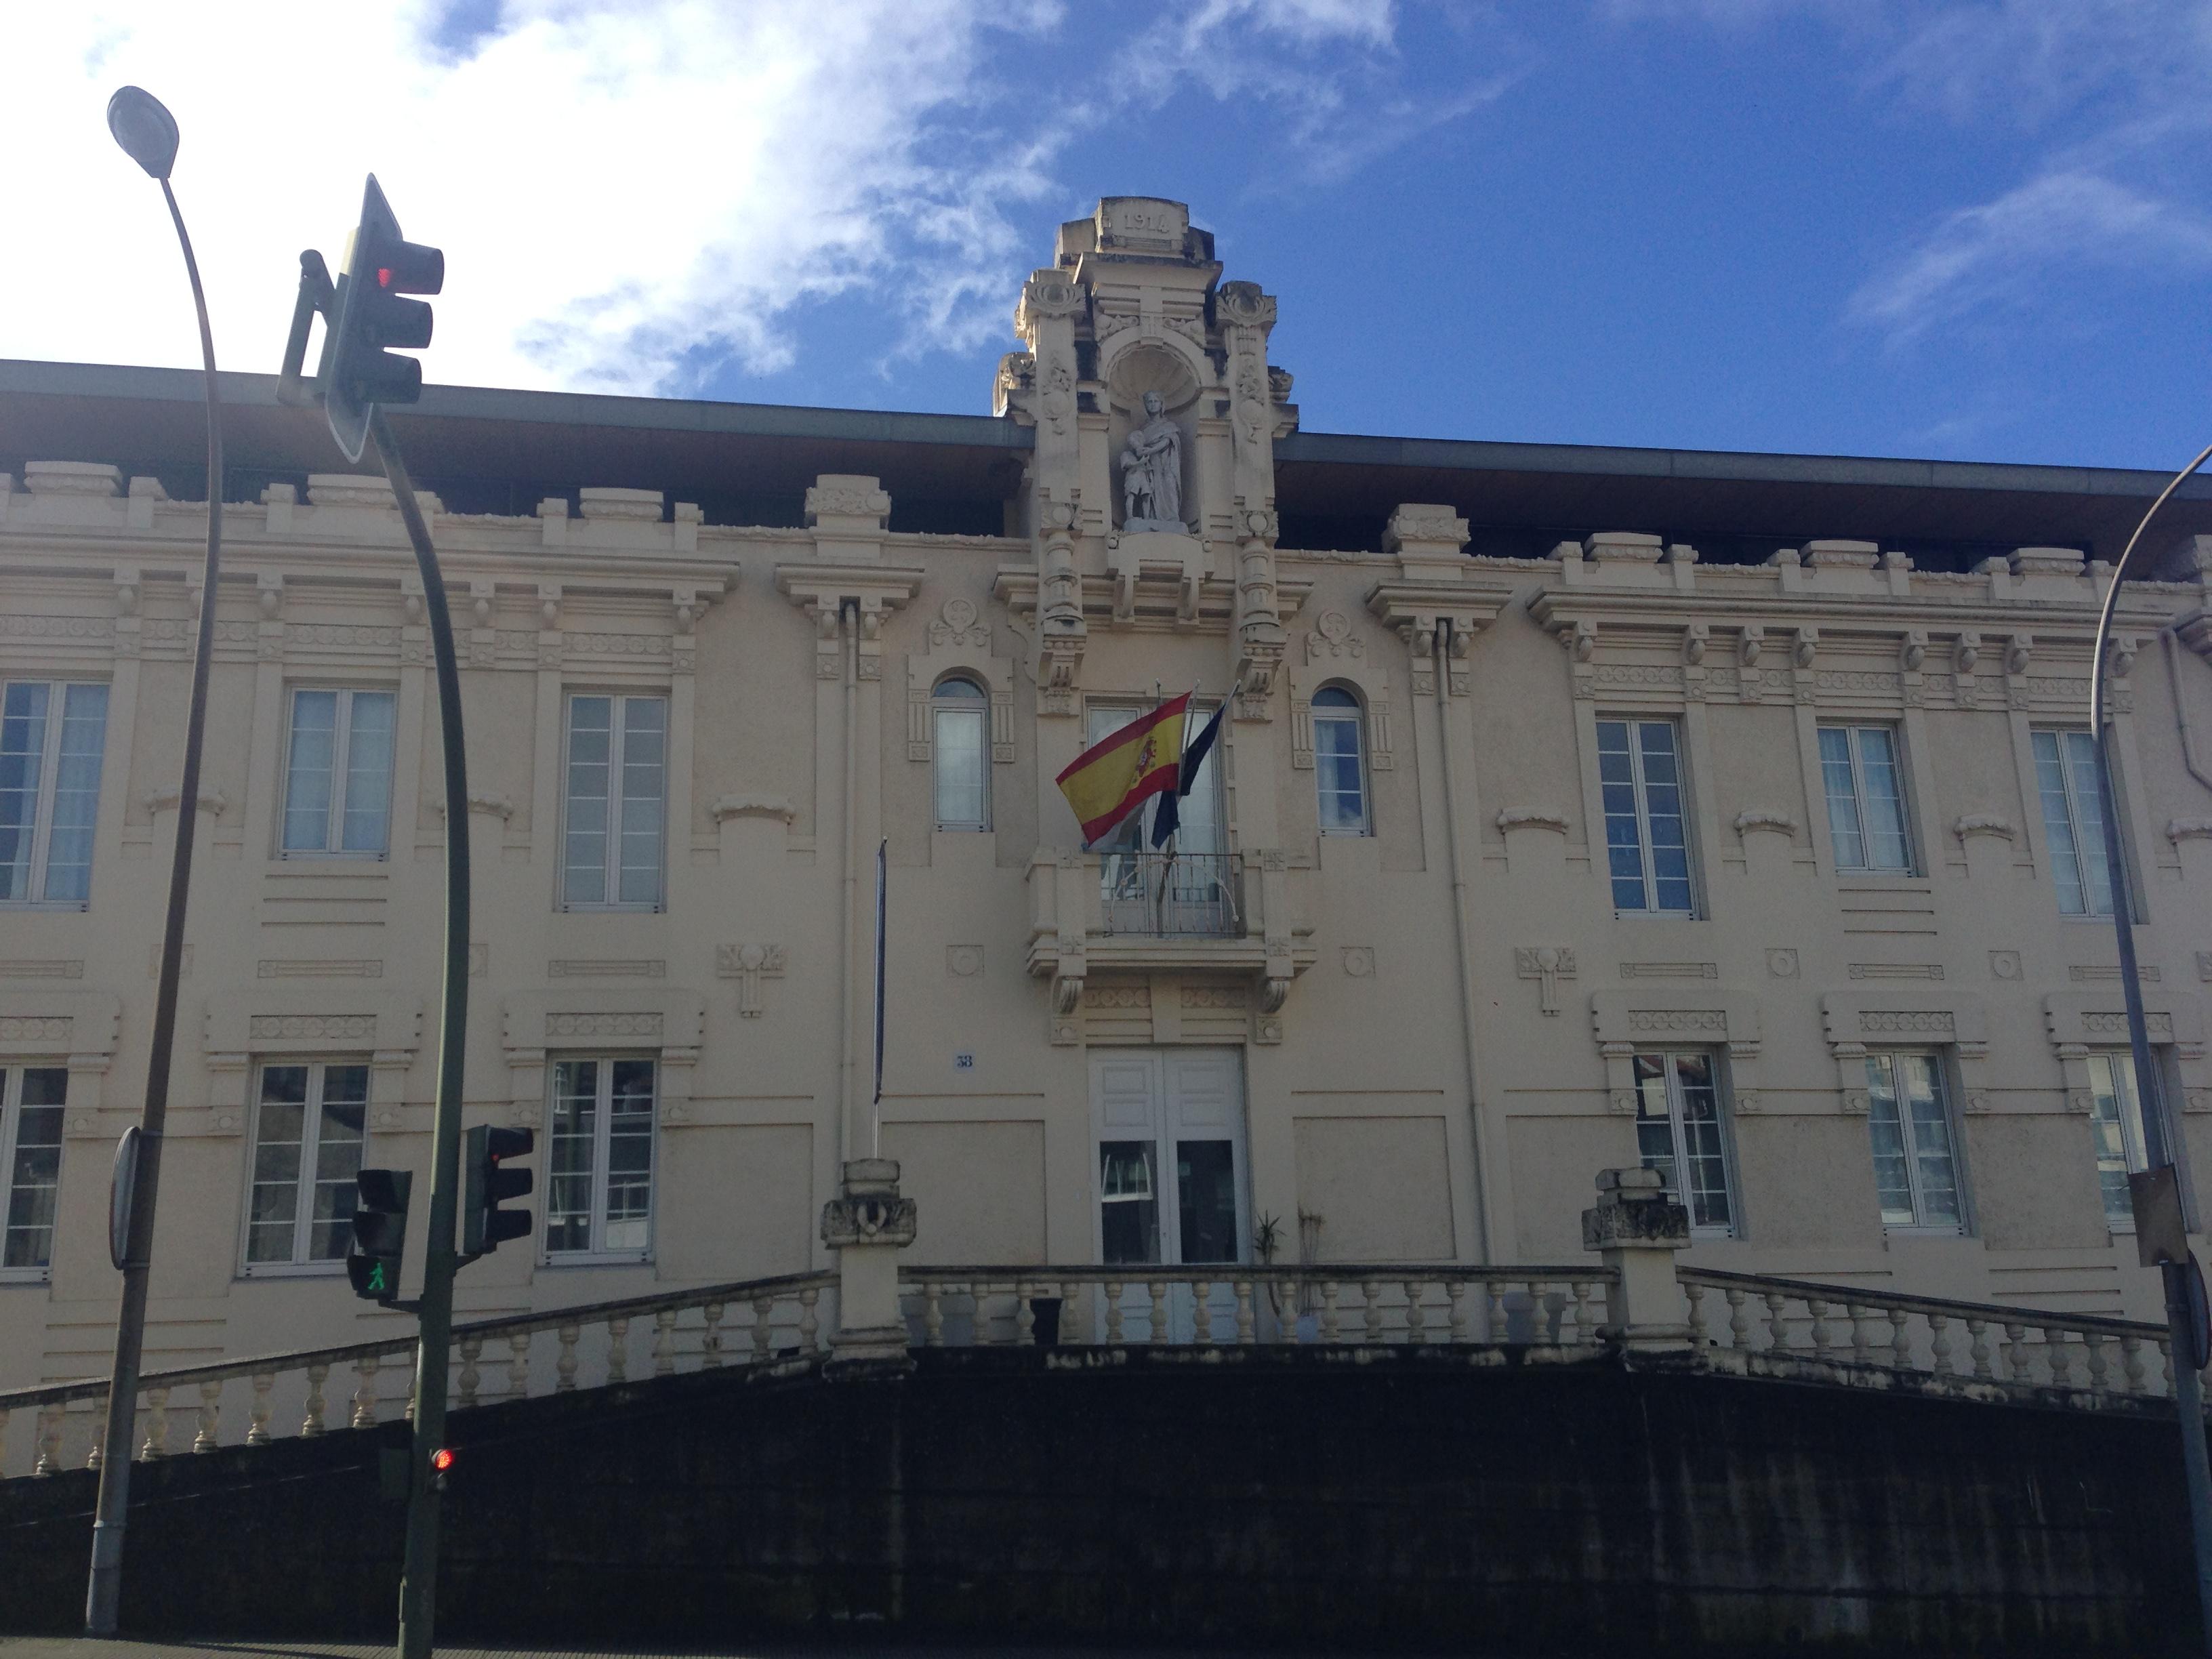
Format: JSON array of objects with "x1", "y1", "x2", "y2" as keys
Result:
[
  {"x1": 1, "y1": 0, "x2": 1065, "y2": 396},
  {"x1": 1847, "y1": 169, "x2": 2212, "y2": 340}
]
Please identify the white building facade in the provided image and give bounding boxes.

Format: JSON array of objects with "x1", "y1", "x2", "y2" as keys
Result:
[{"x1": 3, "y1": 197, "x2": 2212, "y2": 1387}]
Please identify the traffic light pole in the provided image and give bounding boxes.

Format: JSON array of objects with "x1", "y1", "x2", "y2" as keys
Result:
[
  {"x1": 365, "y1": 409, "x2": 471, "y2": 1659},
  {"x1": 85, "y1": 170, "x2": 223, "y2": 1639}
]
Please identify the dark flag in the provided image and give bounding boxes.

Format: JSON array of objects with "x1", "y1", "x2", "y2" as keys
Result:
[{"x1": 1150, "y1": 698, "x2": 1227, "y2": 848}]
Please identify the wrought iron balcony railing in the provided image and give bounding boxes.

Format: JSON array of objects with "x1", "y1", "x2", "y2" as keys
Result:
[{"x1": 1096, "y1": 851, "x2": 1242, "y2": 937}]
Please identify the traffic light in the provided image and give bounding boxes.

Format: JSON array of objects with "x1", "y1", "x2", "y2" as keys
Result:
[
  {"x1": 348, "y1": 1168, "x2": 413, "y2": 1303},
  {"x1": 462, "y1": 1124, "x2": 534, "y2": 1256},
  {"x1": 314, "y1": 173, "x2": 443, "y2": 464}
]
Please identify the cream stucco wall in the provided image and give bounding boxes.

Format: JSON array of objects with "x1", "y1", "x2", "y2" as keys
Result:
[{"x1": 3, "y1": 198, "x2": 2211, "y2": 1388}]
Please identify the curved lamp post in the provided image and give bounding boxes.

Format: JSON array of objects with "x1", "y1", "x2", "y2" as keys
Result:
[
  {"x1": 85, "y1": 85, "x2": 224, "y2": 1638},
  {"x1": 2092, "y1": 442, "x2": 2212, "y2": 1649}
]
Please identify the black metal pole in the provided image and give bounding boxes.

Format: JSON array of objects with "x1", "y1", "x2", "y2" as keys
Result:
[
  {"x1": 363, "y1": 408, "x2": 471, "y2": 1659},
  {"x1": 85, "y1": 171, "x2": 222, "y2": 1636},
  {"x1": 2090, "y1": 438, "x2": 2212, "y2": 1650}
]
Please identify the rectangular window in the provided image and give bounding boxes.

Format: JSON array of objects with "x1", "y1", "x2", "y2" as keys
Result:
[
  {"x1": 243, "y1": 1061, "x2": 369, "y2": 1270},
  {"x1": 1819, "y1": 724, "x2": 1912, "y2": 872},
  {"x1": 1597, "y1": 718, "x2": 1693, "y2": 914},
  {"x1": 1864, "y1": 1052, "x2": 1963, "y2": 1231},
  {"x1": 281, "y1": 687, "x2": 396, "y2": 855},
  {"x1": 1, "y1": 1067, "x2": 66, "y2": 1275},
  {"x1": 2032, "y1": 729, "x2": 2114, "y2": 916},
  {"x1": 545, "y1": 1057, "x2": 656, "y2": 1260},
  {"x1": 562, "y1": 694, "x2": 667, "y2": 908},
  {"x1": 0, "y1": 680, "x2": 109, "y2": 905},
  {"x1": 1633, "y1": 1049, "x2": 1734, "y2": 1234},
  {"x1": 2088, "y1": 1051, "x2": 2150, "y2": 1229}
]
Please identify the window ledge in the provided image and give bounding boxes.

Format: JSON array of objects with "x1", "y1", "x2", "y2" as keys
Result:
[
  {"x1": 237, "y1": 1263, "x2": 349, "y2": 1279},
  {"x1": 539, "y1": 1254, "x2": 654, "y2": 1270},
  {"x1": 0, "y1": 901, "x2": 90, "y2": 914},
  {"x1": 0, "y1": 1269, "x2": 53, "y2": 1286}
]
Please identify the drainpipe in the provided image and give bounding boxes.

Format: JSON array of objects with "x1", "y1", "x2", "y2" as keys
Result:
[
  {"x1": 838, "y1": 599, "x2": 860, "y2": 1170},
  {"x1": 1433, "y1": 618, "x2": 1495, "y2": 1263},
  {"x1": 2163, "y1": 630, "x2": 2212, "y2": 794}
]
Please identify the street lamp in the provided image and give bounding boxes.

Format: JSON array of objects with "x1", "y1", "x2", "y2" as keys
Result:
[
  {"x1": 2093, "y1": 439, "x2": 2212, "y2": 1649},
  {"x1": 83, "y1": 85, "x2": 225, "y2": 1638}
]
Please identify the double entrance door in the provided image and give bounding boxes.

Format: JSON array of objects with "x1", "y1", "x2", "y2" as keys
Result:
[{"x1": 1090, "y1": 1048, "x2": 1248, "y2": 1341}]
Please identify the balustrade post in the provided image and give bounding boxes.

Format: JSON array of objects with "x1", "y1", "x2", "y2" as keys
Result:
[
  {"x1": 750, "y1": 1295, "x2": 774, "y2": 1361},
  {"x1": 507, "y1": 1332, "x2": 531, "y2": 1400},
  {"x1": 819, "y1": 1158, "x2": 918, "y2": 1376},
  {"x1": 702, "y1": 1303, "x2": 725, "y2": 1369},
  {"x1": 457, "y1": 1335, "x2": 483, "y2": 1408},
  {"x1": 556, "y1": 1322, "x2": 581, "y2": 1391},
  {"x1": 194, "y1": 1380, "x2": 222, "y2": 1452},
  {"x1": 351, "y1": 1356, "x2": 380, "y2": 1429},
  {"x1": 138, "y1": 1386, "x2": 169, "y2": 1461},
  {"x1": 1580, "y1": 1168, "x2": 1692, "y2": 1351},
  {"x1": 607, "y1": 1317, "x2": 630, "y2": 1386},
  {"x1": 35, "y1": 1404, "x2": 61, "y2": 1477},
  {"x1": 1401, "y1": 1282, "x2": 1425, "y2": 1346}
]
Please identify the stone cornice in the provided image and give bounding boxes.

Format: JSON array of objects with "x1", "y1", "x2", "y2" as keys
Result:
[{"x1": 1528, "y1": 582, "x2": 2177, "y2": 640}]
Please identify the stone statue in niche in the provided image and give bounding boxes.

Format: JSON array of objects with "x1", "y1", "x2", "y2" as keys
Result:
[{"x1": 1118, "y1": 390, "x2": 1186, "y2": 532}]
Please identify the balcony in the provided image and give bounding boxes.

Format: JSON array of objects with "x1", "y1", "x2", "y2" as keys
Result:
[
  {"x1": 1097, "y1": 852, "x2": 1241, "y2": 939},
  {"x1": 1025, "y1": 847, "x2": 1314, "y2": 1040}
]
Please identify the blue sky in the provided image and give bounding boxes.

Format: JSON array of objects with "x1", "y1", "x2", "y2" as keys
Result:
[{"x1": 12, "y1": 1, "x2": 2212, "y2": 470}]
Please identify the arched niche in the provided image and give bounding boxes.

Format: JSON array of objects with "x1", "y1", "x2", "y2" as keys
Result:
[{"x1": 1105, "y1": 340, "x2": 1206, "y2": 533}]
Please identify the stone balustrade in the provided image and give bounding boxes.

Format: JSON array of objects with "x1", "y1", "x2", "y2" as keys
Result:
[
  {"x1": 1681, "y1": 1267, "x2": 2175, "y2": 1401},
  {"x1": 0, "y1": 1270, "x2": 835, "y2": 1480}
]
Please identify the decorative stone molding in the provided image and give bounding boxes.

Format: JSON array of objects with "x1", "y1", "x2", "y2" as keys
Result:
[
  {"x1": 710, "y1": 794, "x2": 798, "y2": 825},
  {"x1": 142, "y1": 787, "x2": 229, "y2": 817},
  {"x1": 1765, "y1": 949, "x2": 1799, "y2": 979},
  {"x1": 1820, "y1": 989, "x2": 1991, "y2": 1118},
  {"x1": 1340, "y1": 946, "x2": 1376, "y2": 978},
  {"x1": 430, "y1": 792, "x2": 516, "y2": 823},
  {"x1": 548, "y1": 960, "x2": 665, "y2": 979},
  {"x1": 1515, "y1": 947, "x2": 1576, "y2": 1016},
  {"x1": 1849, "y1": 963, "x2": 1944, "y2": 981},
  {"x1": 201, "y1": 994, "x2": 421, "y2": 1135},
  {"x1": 500, "y1": 989, "x2": 705, "y2": 1130},
  {"x1": 907, "y1": 596, "x2": 1015, "y2": 767},
  {"x1": 715, "y1": 943, "x2": 787, "y2": 1017},
  {"x1": 946, "y1": 945, "x2": 985, "y2": 978},
  {"x1": 1733, "y1": 808, "x2": 1797, "y2": 838},
  {"x1": 1989, "y1": 950, "x2": 2023, "y2": 980},
  {"x1": 1620, "y1": 961, "x2": 1718, "y2": 980},
  {"x1": 1496, "y1": 807, "x2": 1569, "y2": 835},
  {"x1": 1954, "y1": 813, "x2": 2018, "y2": 843},
  {"x1": 2044, "y1": 992, "x2": 2200, "y2": 1059},
  {"x1": 776, "y1": 561, "x2": 923, "y2": 683},
  {"x1": 2168, "y1": 818, "x2": 2212, "y2": 844},
  {"x1": 1592, "y1": 990, "x2": 1763, "y2": 1124},
  {"x1": 1366, "y1": 575, "x2": 1510, "y2": 700},
  {"x1": 1289, "y1": 612, "x2": 1393, "y2": 775}
]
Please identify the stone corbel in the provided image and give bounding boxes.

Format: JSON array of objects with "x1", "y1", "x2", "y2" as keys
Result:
[
  {"x1": 671, "y1": 588, "x2": 708, "y2": 674},
  {"x1": 1734, "y1": 808, "x2": 1797, "y2": 839},
  {"x1": 431, "y1": 792, "x2": 517, "y2": 823},
  {"x1": 775, "y1": 565, "x2": 924, "y2": 682},
  {"x1": 1954, "y1": 813, "x2": 2018, "y2": 843},
  {"x1": 142, "y1": 787, "x2": 229, "y2": 818},
  {"x1": 1366, "y1": 584, "x2": 1509, "y2": 699},
  {"x1": 710, "y1": 794, "x2": 797, "y2": 825}
]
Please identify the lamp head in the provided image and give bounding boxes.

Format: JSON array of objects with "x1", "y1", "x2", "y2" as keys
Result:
[{"x1": 107, "y1": 86, "x2": 179, "y2": 180}]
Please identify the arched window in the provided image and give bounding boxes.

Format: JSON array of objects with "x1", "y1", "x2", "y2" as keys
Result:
[
  {"x1": 933, "y1": 676, "x2": 989, "y2": 831},
  {"x1": 1311, "y1": 685, "x2": 1369, "y2": 834}
]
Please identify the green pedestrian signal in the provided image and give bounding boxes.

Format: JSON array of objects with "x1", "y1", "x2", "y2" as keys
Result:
[{"x1": 347, "y1": 1168, "x2": 411, "y2": 1304}]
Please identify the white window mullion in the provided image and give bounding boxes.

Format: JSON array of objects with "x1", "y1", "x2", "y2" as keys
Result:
[
  {"x1": 605, "y1": 707, "x2": 627, "y2": 907},
  {"x1": 292, "y1": 1067, "x2": 324, "y2": 1265},
  {"x1": 28, "y1": 689, "x2": 64, "y2": 900}
]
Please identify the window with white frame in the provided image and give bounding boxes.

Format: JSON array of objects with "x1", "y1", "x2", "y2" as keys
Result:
[
  {"x1": 1597, "y1": 718, "x2": 1693, "y2": 914},
  {"x1": 0, "y1": 680, "x2": 108, "y2": 905},
  {"x1": 2032, "y1": 729, "x2": 2115, "y2": 917},
  {"x1": 562, "y1": 694, "x2": 667, "y2": 909},
  {"x1": 281, "y1": 687, "x2": 396, "y2": 855},
  {"x1": 545, "y1": 1057, "x2": 655, "y2": 1260},
  {"x1": 242, "y1": 1061, "x2": 368, "y2": 1271},
  {"x1": 1633, "y1": 1049, "x2": 1735, "y2": 1234},
  {"x1": 2088, "y1": 1050, "x2": 2150, "y2": 1229},
  {"x1": 1, "y1": 1066, "x2": 66, "y2": 1276},
  {"x1": 1818, "y1": 724, "x2": 1912, "y2": 873},
  {"x1": 1864, "y1": 1052, "x2": 1964, "y2": 1231},
  {"x1": 932, "y1": 676, "x2": 989, "y2": 831},
  {"x1": 1311, "y1": 686, "x2": 1370, "y2": 835}
]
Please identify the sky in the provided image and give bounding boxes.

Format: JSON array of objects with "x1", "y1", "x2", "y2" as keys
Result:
[{"x1": 8, "y1": 0, "x2": 2212, "y2": 470}]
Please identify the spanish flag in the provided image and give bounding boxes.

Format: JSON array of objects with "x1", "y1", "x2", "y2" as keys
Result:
[{"x1": 1056, "y1": 694, "x2": 1190, "y2": 844}]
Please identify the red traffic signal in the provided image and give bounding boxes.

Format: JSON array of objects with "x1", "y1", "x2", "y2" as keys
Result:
[{"x1": 314, "y1": 173, "x2": 443, "y2": 463}]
